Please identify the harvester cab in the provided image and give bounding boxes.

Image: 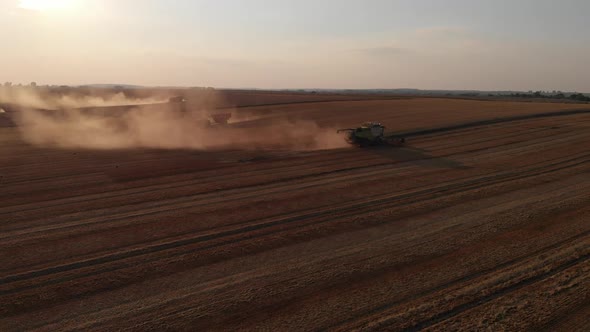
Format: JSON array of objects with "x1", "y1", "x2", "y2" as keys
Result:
[{"x1": 337, "y1": 122, "x2": 405, "y2": 147}]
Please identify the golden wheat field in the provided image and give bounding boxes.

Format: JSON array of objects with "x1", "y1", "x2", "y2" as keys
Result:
[{"x1": 1, "y1": 91, "x2": 589, "y2": 331}]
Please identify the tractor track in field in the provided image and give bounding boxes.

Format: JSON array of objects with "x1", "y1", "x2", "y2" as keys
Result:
[
  {"x1": 328, "y1": 227, "x2": 590, "y2": 331},
  {"x1": 404, "y1": 252, "x2": 590, "y2": 332},
  {"x1": 0, "y1": 146, "x2": 398, "y2": 207},
  {"x1": 397, "y1": 108, "x2": 590, "y2": 138},
  {"x1": 0, "y1": 163, "x2": 426, "y2": 243},
  {"x1": 540, "y1": 302, "x2": 590, "y2": 332},
  {"x1": 1, "y1": 150, "x2": 588, "y2": 296},
  {"x1": 40, "y1": 185, "x2": 590, "y2": 332},
  {"x1": 11, "y1": 184, "x2": 590, "y2": 331}
]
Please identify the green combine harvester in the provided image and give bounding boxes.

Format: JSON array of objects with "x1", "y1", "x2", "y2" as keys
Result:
[{"x1": 337, "y1": 122, "x2": 405, "y2": 147}]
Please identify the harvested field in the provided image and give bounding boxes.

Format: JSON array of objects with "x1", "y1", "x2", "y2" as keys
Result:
[{"x1": 0, "y1": 96, "x2": 589, "y2": 331}]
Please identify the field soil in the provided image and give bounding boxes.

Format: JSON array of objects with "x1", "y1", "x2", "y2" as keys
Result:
[{"x1": 0, "y1": 95, "x2": 589, "y2": 331}]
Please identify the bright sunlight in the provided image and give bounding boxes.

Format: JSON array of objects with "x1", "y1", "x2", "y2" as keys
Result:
[{"x1": 19, "y1": 0, "x2": 74, "y2": 11}]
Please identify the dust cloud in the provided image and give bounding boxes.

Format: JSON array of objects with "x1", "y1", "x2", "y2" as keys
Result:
[
  {"x1": 5, "y1": 88, "x2": 348, "y2": 151},
  {"x1": 0, "y1": 87, "x2": 166, "y2": 110}
]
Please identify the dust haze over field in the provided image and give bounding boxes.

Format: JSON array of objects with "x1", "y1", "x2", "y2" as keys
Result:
[
  {"x1": 1, "y1": 88, "x2": 347, "y2": 151},
  {"x1": 1, "y1": 94, "x2": 590, "y2": 331},
  {"x1": 0, "y1": 87, "x2": 167, "y2": 110}
]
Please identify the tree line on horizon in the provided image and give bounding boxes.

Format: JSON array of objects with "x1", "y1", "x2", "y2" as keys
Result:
[
  {"x1": 507, "y1": 90, "x2": 590, "y2": 102},
  {"x1": 3, "y1": 81, "x2": 590, "y2": 102}
]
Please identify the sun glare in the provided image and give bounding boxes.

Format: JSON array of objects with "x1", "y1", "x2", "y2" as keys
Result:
[{"x1": 19, "y1": 0, "x2": 74, "y2": 11}]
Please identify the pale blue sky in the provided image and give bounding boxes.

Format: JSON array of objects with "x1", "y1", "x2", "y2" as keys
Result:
[{"x1": 1, "y1": 0, "x2": 589, "y2": 90}]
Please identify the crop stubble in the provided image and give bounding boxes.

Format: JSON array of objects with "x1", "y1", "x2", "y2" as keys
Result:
[{"x1": 0, "y1": 97, "x2": 589, "y2": 331}]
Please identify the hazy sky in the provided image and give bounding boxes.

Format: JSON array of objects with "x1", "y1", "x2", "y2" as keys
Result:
[{"x1": 1, "y1": 0, "x2": 589, "y2": 91}]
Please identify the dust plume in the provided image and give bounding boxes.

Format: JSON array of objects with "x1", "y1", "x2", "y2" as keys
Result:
[
  {"x1": 0, "y1": 86, "x2": 166, "y2": 110},
  {"x1": 9, "y1": 90, "x2": 348, "y2": 151}
]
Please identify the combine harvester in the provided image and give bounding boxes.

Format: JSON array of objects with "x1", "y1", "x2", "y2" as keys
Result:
[
  {"x1": 337, "y1": 122, "x2": 405, "y2": 147},
  {"x1": 168, "y1": 96, "x2": 232, "y2": 126}
]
